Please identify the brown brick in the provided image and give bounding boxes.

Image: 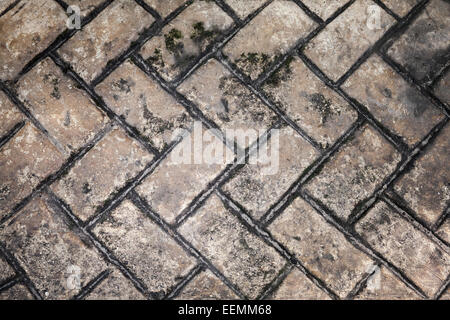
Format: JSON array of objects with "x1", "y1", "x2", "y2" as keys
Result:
[
  {"x1": 343, "y1": 55, "x2": 444, "y2": 147},
  {"x1": 356, "y1": 201, "x2": 450, "y2": 297},
  {"x1": 59, "y1": 0, "x2": 154, "y2": 83},
  {"x1": 0, "y1": 194, "x2": 107, "y2": 299},
  {"x1": 0, "y1": 91, "x2": 24, "y2": 138},
  {"x1": 96, "y1": 61, "x2": 192, "y2": 151},
  {"x1": 179, "y1": 194, "x2": 285, "y2": 299},
  {"x1": 0, "y1": 0, "x2": 67, "y2": 80},
  {"x1": 17, "y1": 58, "x2": 108, "y2": 154},
  {"x1": 51, "y1": 127, "x2": 153, "y2": 221},
  {"x1": 92, "y1": 200, "x2": 196, "y2": 296},
  {"x1": 224, "y1": 0, "x2": 266, "y2": 19},
  {"x1": 304, "y1": 0, "x2": 395, "y2": 81},
  {"x1": 224, "y1": 0, "x2": 316, "y2": 80},
  {"x1": 304, "y1": 124, "x2": 401, "y2": 220},
  {"x1": 269, "y1": 197, "x2": 374, "y2": 298}
]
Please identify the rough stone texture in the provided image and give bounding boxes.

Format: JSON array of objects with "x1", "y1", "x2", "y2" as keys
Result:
[
  {"x1": 0, "y1": 194, "x2": 107, "y2": 299},
  {"x1": 140, "y1": 0, "x2": 233, "y2": 81},
  {"x1": 301, "y1": 0, "x2": 349, "y2": 20},
  {"x1": 394, "y1": 124, "x2": 449, "y2": 225},
  {"x1": 356, "y1": 201, "x2": 450, "y2": 298},
  {"x1": 0, "y1": 123, "x2": 66, "y2": 220},
  {"x1": 179, "y1": 194, "x2": 285, "y2": 299},
  {"x1": 0, "y1": 0, "x2": 67, "y2": 80},
  {"x1": 343, "y1": 55, "x2": 444, "y2": 147},
  {"x1": 223, "y1": 0, "x2": 316, "y2": 80},
  {"x1": 178, "y1": 58, "x2": 278, "y2": 148},
  {"x1": 0, "y1": 0, "x2": 16, "y2": 13},
  {"x1": 176, "y1": 269, "x2": 238, "y2": 300},
  {"x1": 224, "y1": 0, "x2": 267, "y2": 19},
  {"x1": 0, "y1": 257, "x2": 15, "y2": 282},
  {"x1": 263, "y1": 56, "x2": 358, "y2": 148},
  {"x1": 51, "y1": 127, "x2": 153, "y2": 221},
  {"x1": 434, "y1": 71, "x2": 450, "y2": 104},
  {"x1": 0, "y1": 285, "x2": 34, "y2": 300},
  {"x1": 440, "y1": 288, "x2": 450, "y2": 300},
  {"x1": 387, "y1": 0, "x2": 450, "y2": 84},
  {"x1": 438, "y1": 219, "x2": 450, "y2": 244},
  {"x1": 223, "y1": 126, "x2": 318, "y2": 219},
  {"x1": 64, "y1": 0, "x2": 105, "y2": 17},
  {"x1": 17, "y1": 58, "x2": 108, "y2": 154},
  {"x1": 143, "y1": 0, "x2": 187, "y2": 17},
  {"x1": 355, "y1": 266, "x2": 420, "y2": 300},
  {"x1": 269, "y1": 268, "x2": 331, "y2": 300},
  {"x1": 381, "y1": 0, "x2": 419, "y2": 17},
  {"x1": 304, "y1": 0, "x2": 395, "y2": 81},
  {"x1": 85, "y1": 270, "x2": 145, "y2": 300},
  {"x1": 136, "y1": 125, "x2": 232, "y2": 224},
  {"x1": 96, "y1": 61, "x2": 192, "y2": 151},
  {"x1": 305, "y1": 124, "x2": 401, "y2": 220},
  {"x1": 59, "y1": 0, "x2": 154, "y2": 83},
  {"x1": 92, "y1": 200, "x2": 196, "y2": 297},
  {"x1": 0, "y1": 91, "x2": 24, "y2": 138},
  {"x1": 269, "y1": 197, "x2": 374, "y2": 298}
]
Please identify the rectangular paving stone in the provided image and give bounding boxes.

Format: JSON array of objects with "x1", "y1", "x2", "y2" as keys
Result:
[
  {"x1": 268, "y1": 197, "x2": 375, "y2": 298},
  {"x1": 179, "y1": 194, "x2": 285, "y2": 299},
  {"x1": 51, "y1": 127, "x2": 153, "y2": 221},
  {"x1": 381, "y1": 0, "x2": 419, "y2": 17},
  {"x1": 140, "y1": 0, "x2": 233, "y2": 82},
  {"x1": 387, "y1": 0, "x2": 450, "y2": 84},
  {"x1": 0, "y1": 91, "x2": 24, "y2": 138},
  {"x1": 0, "y1": 0, "x2": 67, "y2": 80},
  {"x1": 304, "y1": 124, "x2": 401, "y2": 220},
  {"x1": 17, "y1": 58, "x2": 108, "y2": 154},
  {"x1": 59, "y1": 0, "x2": 154, "y2": 83},
  {"x1": 223, "y1": 0, "x2": 316, "y2": 80},
  {"x1": 263, "y1": 56, "x2": 358, "y2": 148},
  {"x1": 304, "y1": 0, "x2": 395, "y2": 81},
  {"x1": 92, "y1": 200, "x2": 196, "y2": 297},
  {"x1": 136, "y1": 123, "x2": 233, "y2": 224},
  {"x1": 85, "y1": 270, "x2": 145, "y2": 300},
  {"x1": 96, "y1": 60, "x2": 192, "y2": 151},
  {"x1": 0, "y1": 194, "x2": 108, "y2": 299},
  {"x1": 394, "y1": 124, "x2": 450, "y2": 225},
  {"x1": 178, "y1": 58, "x2": 278, "y2": 148},
  {"x1": 0, "y1": 123, "x2": 66, "y2": 220},
  {"x1": 0, "y1": 284, "x2": 34, "y2": 300},
  {"x1": 356, "y1": 201, "x2": 450, "y2": 297},
  {"x1": 223, "y1": 126, "x2": 319, "y2": 219},
  {"x1": 224, "y1": 0, "x2": 267, "y2": 19},
  {"x1": 301, "y1": 0, "x2": 349, "y2": 20},
  {"x1": 143, "y1": 0, "x2": 187, "y2": 17},
  {"x1": 342, "y1": 55, "x2": 444, "y2": 147},
  {"x1": 176, "y1": 269, "x2": 238, "y2": 300}
]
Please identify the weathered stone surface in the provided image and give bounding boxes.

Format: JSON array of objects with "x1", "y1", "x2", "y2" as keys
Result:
[
  {"x1": 0, "y1": 0, "x2": 67, "y2": 80},
  {"x1": 394, "y1": 124, "x2": 450, "y2": 225},
  {"x1": 0, "y1": 194, "x2": 107, "y2": 299},
  {"x1": 223, "y1": 126, "x2": 318, "y2": 219},
  {"x1": 223, "y1": 0, "x2": 316, "y2": 80},
  {"x1": 434, "y1": 71, "x2": 450, "y2": 104},
  {"x1": 440, "y1": 288, "x2": 450, "y2": 300},
  {"x1": 17, "y1": 58, "x2": 108, "y2": 154},
  {"x1": 176, "y1": 269, "x2": 238, "y2": 300},
  {"x1": 0, "y1": 0, "x2": 16, "y2": 13},
  {"x1": 93, "y1": 200, "x2": 196, "y2": 297},
  {"x1": 437, "y1": 219, "x2": 450, "y2": 244},
  {"x1": 0, "y1": 257, "x2": 15, "y2": 283},
  {"x1": 343, "y1": 55, "x2": 444, "y2": 147},
  {"x1": 136, "y1": 124, "x2": 232, "y2": 224},
  {"x1": 355, "y1": 266, "x2": 420, "y2": 300},
  {"x1": 269, "y1": 197, "x2": 374, "y2": 298},
  {"x1": 96, "y1": 61, "x2": 192, "y2": 151},
  {"x1": 263, "y1": 56, "x2": 358, "y2": 148},
  {"x1": 178, "y1": 58, "x2": 278, "y2": 148},
  {"x1": 0, "y1": 284, "x2": 34, "y2": 300},
  {"x1": 64, "y1": 0, "x2": 105, "y2": 17},
  {"x1": 59, "y1": 0, "x2": 154, "y2": 83},
  {"x1": 224, "y1": 0, "x2": 266, "y2": 19},
  {"x1": 0, "y1": 91, "x2": 24, "y2": 138},
  {"x1": 143, "y1": 0, "x2": 186, "y2": 17},
  {"x1": 85, "y1": 270, "x2": 145, "y2": 300},
  {"x1": 51, "y1": 127, "x2": 153, "y2": 221},
  {"x1": 356, "y1": 201, "x2": 450, "y2": 297},
  {"x1": 304, "y1": 0, "x2": 395, "y2": 81},
  {"x1": 304, "y1": 124, "x2": 401, "y2": 220},
  {"x1": 0, "y1": 123, "x2": 65, "y2": 220},
  {"x1": 387, "y1": 0, "x2": 450, "y2": 84},
  {"x1": 269, "y1": 268, "x2": 331, "y2": 300},
  {"x1": 381, "y1": 0, "x2": 419, "y2": 17},
  {"x1": 301, "y1": 0, "x2": 349, "y2": 20},
  {"x1": 179, "y1": 194, "x2": 285, "y2": 299},
  {"x1": 141, "y1": 0, "x2": 233, "y2": 81}
]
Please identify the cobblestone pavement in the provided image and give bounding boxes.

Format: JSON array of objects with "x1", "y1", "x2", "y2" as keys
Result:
[{"x1": 0, "y1": 0, "x2": 449, "y2": 300}]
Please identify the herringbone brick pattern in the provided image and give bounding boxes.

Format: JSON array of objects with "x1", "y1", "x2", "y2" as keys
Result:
[{"x1": 0, "y1": 0, "x2": 449, "y2": 300}]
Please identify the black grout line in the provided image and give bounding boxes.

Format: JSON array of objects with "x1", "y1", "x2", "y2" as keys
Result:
[
  {"x1": 433, "y1": 205, "x2": 449, "y2": 232},
  {"x1": 164, "y1": 264, "x2": 205, "y2": 300},
  {"x1": 0, "y1": 120, "x2": 25, "y2": 150},
  {"x1": 72, "y1": 269, "x2": 112, "y2": 300},
  {"x1": 371, "y1": 0, "x2": 401, "y2": 21},
  {"x1": 213, "y1": 0, "x2": 242, "y2": 24},
  {"x1": 53, "y1": 0, "x2": 69, "y2": 11},
  {"x1": 434, "y1": 274, "x2": 450, "y2": 300},
  {"x1": 134, "y1": 0, "x2": 162, "y2": 21},
  {"x1": 0, "y1": 275, "x2": 23, "y2": 293},
  {"x1": 256, "y1": 263, "x2": 293, "y2": 300},
  {"x1": 0, "y1": 0, "x2": 21, "y2": 18},
  {"x1": 345, "y1": 263, "x2": 381, "y2": 300}
]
